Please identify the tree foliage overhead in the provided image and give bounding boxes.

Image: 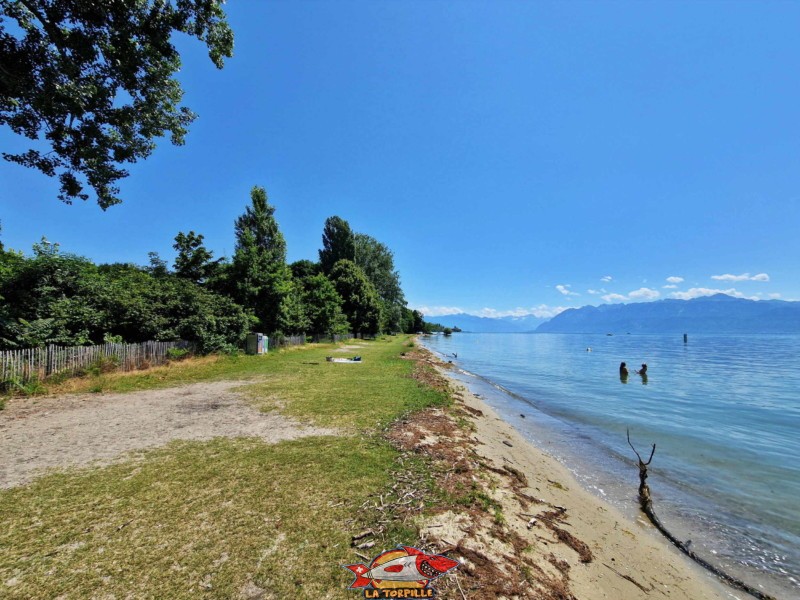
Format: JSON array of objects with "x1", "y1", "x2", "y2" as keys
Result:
[{"x1": 0, "y1": 0, "x2": 234, "y2": 209}]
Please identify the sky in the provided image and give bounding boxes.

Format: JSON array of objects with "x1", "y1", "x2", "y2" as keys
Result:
[{"x1": 2, "y1": 1, "x2": 799, "y2": 319}]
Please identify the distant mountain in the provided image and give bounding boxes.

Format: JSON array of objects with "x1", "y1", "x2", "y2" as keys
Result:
[
  {"x1": 430, "y1": 313, "x2": 546, "y2": 333},
  {"x1": 535, "y1": 294, "x2": 800, "y2": 334}
]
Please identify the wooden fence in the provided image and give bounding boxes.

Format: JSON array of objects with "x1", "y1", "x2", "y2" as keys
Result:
[
  {"x1": 309, "y1": 333, "x2": 355, "y2": 344},
  {"x1": 0, "y1": 340, "x2": 193, "y2": 387},
  {"x1": 267, "y1": 335, "x2": 307, "y2": 350}
]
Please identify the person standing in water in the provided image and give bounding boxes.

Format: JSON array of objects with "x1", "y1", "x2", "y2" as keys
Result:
[
  {"x1": 637, "y1": 363, "x2": 648, "y2": 384},
  {"x1": 619, "y1": 362, "x2": 629, "y2": 383}
]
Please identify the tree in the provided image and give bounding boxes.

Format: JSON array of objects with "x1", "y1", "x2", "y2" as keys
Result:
[
  {"x1": 230, "y1": 186, "x2": 291, "y2": 333},
  {"x1": 0, "y1": 242, "x2": 250, "y2": 351},
  {"x1": 329, "y1": 259, "x2": 380, "y2": 336},
  {"x1": 173, "y1": 230, "x2": 219, "y2": 283},
  {"x1": 276, "y1": 279, "x2": 310, "y2": 336},
  {"x1": 409, "y1": 309, "x2": 426, "y2": 333},
  {"x1": 354, "y1": 233, "x2": 405, "y2": 332},
  {"x1": 301, "y1": 273, "x2": 348, "y2": 336},
  {"x1": 146, "y1": 251, "x2": 169, "y2": 277},
  {"x1": 319, "y1": 216, "x2": 355, "y2": 274},
  {"x1": 0, "y1": 0, "x2": 234, "y2": 209},
  {"x1": 289, "y1": 259, "x2": 320, "y2": 281}
]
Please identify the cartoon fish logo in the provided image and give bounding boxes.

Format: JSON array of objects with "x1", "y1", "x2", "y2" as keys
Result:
[{"x1": 343, "y1": 545, "x2": 459, "y2": 590}]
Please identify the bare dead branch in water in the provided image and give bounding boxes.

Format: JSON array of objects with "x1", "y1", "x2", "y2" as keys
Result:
[{"x1": 626, "y1": 429, "x2": 776, "y2": 600}]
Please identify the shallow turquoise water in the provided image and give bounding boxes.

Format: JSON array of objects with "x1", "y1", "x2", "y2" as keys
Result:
[{"x1": 421, "y1": 332, "x2": 799, "y2": 598}]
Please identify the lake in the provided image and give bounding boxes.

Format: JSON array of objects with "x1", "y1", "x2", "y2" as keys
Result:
[{"x1": 420, "y1": 332, "x2": 799, "y2": 599}]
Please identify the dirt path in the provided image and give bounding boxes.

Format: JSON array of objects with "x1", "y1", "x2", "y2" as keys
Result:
[{"x1": 0, "y1": 381, "x2": 338, "y2": 489}]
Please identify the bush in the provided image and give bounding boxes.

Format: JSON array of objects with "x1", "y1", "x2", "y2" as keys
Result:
[
  {"x1": 166, "y1": 347, "x2": 190, "y2": 361},
  {"x1": 87, "y1": 355, "x2": 120, "y2": 376},
  {"x1": 2, "y1": 377, "x2": 47, "y2": 397}
]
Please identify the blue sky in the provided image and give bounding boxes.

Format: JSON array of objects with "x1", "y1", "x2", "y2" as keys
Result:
[{"x1": 2, "y1": 1, "x2": 799, "y2": 319}]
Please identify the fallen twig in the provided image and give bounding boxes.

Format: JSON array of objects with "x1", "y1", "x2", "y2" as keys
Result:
[
  {"x1": 603, "y1": 562, "x2": 651, "y2": 593},
  {"x1": 454, "y1": 572, "x2": 468, "y2": 599}
]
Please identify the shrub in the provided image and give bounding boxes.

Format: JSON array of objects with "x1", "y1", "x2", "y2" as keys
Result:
[
  {"x1": 87, "y1": 355, "x2": 120, "y2": 376},
  {"x1": 2, "y1": 377, "x2": 47, "y2": 397},
  {"x1": 166, "y1": 347, "x2": 190, "y2": 361}
]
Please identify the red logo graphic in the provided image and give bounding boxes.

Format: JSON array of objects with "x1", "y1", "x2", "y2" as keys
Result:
[{"x1": 343, "y1": 545, "x2": 459, "y2": 598}]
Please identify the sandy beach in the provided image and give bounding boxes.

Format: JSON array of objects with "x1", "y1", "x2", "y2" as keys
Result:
[{"x1": 406, "y1": 358, "x2": 734, "y2": 599}]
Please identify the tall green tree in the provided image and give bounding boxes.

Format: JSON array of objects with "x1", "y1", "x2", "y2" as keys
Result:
[
  {"x1": 354, "y1": 233, "x2": 405, "y2": 332},
  {"x1": 319, "y1": 216, "x2": 355, "y2": 274},
  {"x1": 173, "y1": 231, "x2": 219, "y2": 284},
  {"x1": 0, "y1": 0, "x2": 234, "y2": 208},
  {"x1": 231, "y1": 186, "x2": 291, "y2": 334},
  {"x1": 301, "y1": 273, "x2": 348, "y2": 336},
  {"x1": 276, "y1": 279, "x2": 310, "y2": 336},
  {"x1": 329, "y1": 259, "x2": 380, "y2": 336}
]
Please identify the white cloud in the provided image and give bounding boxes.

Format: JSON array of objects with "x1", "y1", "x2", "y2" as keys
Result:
[
  {"x1": 711, "y1": 273, "x2": 750, "y2": 282},
  {"x1": 417, "y1": 305, "x2": 569, "y2": 319},
  {"x1": 711, "y1": 272, "x2": 770, "y2": 282},
  {"x1": 477, "y1": 307, "x2": 529, "y2": 318},
  {"x1": 669, "y1": 287, "x2": 758, "y2": 301},
  {"x1": 601, "y1": 293, "x2": 627, "y2": 303},
  {"x1": 662, "y1": 284, "x2": 677, "y2": 289},
  {"x1": 412, "y1": 305, "x2": 464, "y2": 317},
  {"x1": 628, "y1": 287, "x2": 660, "y2": 300},
  {"x1": 533, "y1": 305, "x2": 568, "y2": 318},
  {"x1": 601, "y1": 287, "x2": 660, "y2": 303},
  {"x1": 768, "y1": 293, "x2": 782, "y2": 299},
  {"x1": 556, "y1": 284, "x2": 579, "y2": 297},
  {"x1": 600, "y1": 275, "x2": 613, "y2": 282},
  {"x1": 478, "y1": 305, "x2": 570, "y2": 319},
  {"x1": 666, "y1": 276, "x2": 684, "y2": 284}
]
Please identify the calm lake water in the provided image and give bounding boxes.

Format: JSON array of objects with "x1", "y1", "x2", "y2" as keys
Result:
[{"x1": 421, "y1": 332, "x2": 799, "y2": 599}]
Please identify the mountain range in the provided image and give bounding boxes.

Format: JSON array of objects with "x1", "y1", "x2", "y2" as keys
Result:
[
  {"x1": 535, "y1": 294, "x2": 800, "y2": 333},
  {"x1": 426, "y1": 294, "x2": 800, "y2": 334}
]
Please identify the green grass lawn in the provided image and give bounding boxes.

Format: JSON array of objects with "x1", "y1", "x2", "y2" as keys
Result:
[{"x1": 0, "y1": 336, "x2": 450, "y2": 599}]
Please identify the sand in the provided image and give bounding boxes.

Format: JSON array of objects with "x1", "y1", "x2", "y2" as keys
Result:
[{"x1": 429, "y1": 369, "x2": 735, "y2": 600}]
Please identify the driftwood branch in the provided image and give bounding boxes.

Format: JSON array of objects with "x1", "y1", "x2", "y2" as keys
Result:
[{"x1": 626, "y1": 429, "x2": 775, "y2": 600}]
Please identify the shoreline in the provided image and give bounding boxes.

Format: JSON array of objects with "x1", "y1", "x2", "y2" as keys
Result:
[{"x1": 425, "y1": 359, "x2": 733, "y2": 599}]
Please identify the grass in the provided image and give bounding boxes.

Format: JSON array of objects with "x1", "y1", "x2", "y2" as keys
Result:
[
  {"x1": 1, "y1": 437, "x2": 396, "y2": 598},
  {"x1": 0, "y1": 335, "x2": 453, "y2": 598},
  {"x1": 241, "y1": 340, "x2": 449, "y2": 430}
]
